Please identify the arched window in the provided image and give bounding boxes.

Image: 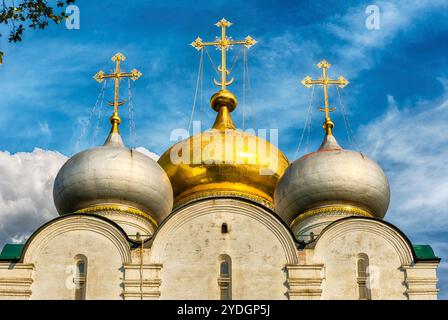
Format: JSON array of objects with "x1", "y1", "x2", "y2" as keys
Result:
[
  {"x1": 221, "y1": 261, "x2": 229, "y2": 275},
  {"x1": 74, "y1": 254, "x2": 87, "y2": 300},
  {"x1": 221, "y1": 223, "x2": 228, "y2": 234},
  {"x1": 357, "y1": 253, "x2": 371, "y2": 300},
  {"x1": 218, "y1": 255, "x2": 232, "y2": 300}
]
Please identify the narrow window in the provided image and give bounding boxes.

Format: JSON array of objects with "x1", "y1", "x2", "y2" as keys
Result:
[
  {"x1": 221, "y1": 223, "x2": 228, "y2": 234},
  {"x1": 218, "y1": 255, "x2": 232, "y2": 300},
  {"x1": 74, "y1": 255, "x2": 87, "y2": 300},
  {"x1": 221, "y1": 261, "x2": 229, "y2": 275},
  {"x1": 357, "y1": 253, "x2": 371, "y2": 300}
]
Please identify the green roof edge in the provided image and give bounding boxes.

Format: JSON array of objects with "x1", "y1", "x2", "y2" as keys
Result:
[
  {"x1": 0, "y1": 242, "x2": 441, "y2": 263},
  {"x1": 413, "y1": 244, "x2": 440, "y2": 261},
  {"x1": 0, "y1": 244, "x2": 25, "y2": 261}
]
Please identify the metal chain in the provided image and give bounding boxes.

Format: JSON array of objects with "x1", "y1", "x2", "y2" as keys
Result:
[
  {"x1": 200, "y1": 50, "x2": 204, "y2": 118},
  {"x1": 336, "y1": 86, "x2": 359, "y2": 150},
  {"x1": 73, "y1": 80, "x2": 107, "y2": 154},
  {"x1": 229, "y1": 46, "x2": 243, "y2": 74},
  {"x1": 242, "y1": 47, "x2": 246, "y2": 131},
  {"x1": 93, "y1": 82, "x2": 107, "y2": 145},
  {"x1": 127, "y1": 78, "x2": 137, "y2": 147},
  {"x1": 294, "y1": 85, "x2": 315, "y2": 159},
  {"x1": 243, "y1": 49, "x2": 255, "y2": 130},
  {"x1": 305, "y1": 92, "x2": 314, "y2": 154},
  {"x1": 188, "y1": 48, "x2": 204, "y2": 133},
  {"x1": 204, "y1": 47, "x2": 220, "y2": 78}
]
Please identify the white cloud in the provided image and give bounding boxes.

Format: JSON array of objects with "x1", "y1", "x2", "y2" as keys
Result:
[
  {"x1": 326, "y1": 0, "x2": 448, "y2": 74},
  {"x1": 359, "y1": 80, "x2": 448, "y2": 232},
  {"x1": 358, "y1": 79, "x2": 448, "y2": 298},
  {"x1": 38, "y1": 121, "x2": 52, "y2": 137},
  {"x1": 223, "y1": 0, "x2": 448, "y2": 159},
  {"x1": 0, "y1": 148, "x2": 68, "y2": 246}
]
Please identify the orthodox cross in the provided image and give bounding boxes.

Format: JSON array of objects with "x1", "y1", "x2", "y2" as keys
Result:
[
  {"x1": 301, "y1": 60, "x2": 349, "y2": 135},
  {"x1": 94, "y1": 52, "x2": 142, "y2": 132},
  {"x1": 191, "y1": 18, "x2": 256, "y2": 91}
]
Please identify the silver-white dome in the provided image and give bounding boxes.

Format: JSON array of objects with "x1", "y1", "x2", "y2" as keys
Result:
[
  {"x1": 53, "y1": 132, "x2": 173, "y2": 223},
  {"x1": 274, "y1": 134, "x2": 390, "y2": 226}
]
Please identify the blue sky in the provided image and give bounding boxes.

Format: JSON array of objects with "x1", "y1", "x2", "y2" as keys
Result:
[{"x1": 0, "y1": 0, "x2": 447, "y2": 298}]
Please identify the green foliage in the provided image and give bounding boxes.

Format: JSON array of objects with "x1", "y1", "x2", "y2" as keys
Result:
[{"x1": 0, "y1": 0, "x2": 76, "y2": 64}]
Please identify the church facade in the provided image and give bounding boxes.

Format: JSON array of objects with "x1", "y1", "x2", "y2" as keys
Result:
[{"x1": 0, "y1": 19, "x2": 440, "y2": 300}]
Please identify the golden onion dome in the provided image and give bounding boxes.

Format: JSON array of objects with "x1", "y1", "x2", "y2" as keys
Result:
[{"x1": 158, "y1": 90, "x2": 289, "y2": 209}]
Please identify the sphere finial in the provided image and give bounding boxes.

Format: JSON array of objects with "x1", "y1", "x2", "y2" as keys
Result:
[
  {"x1": 210, "y1": 90, "x2": 238, "y2": 130},
  {"x1": 210, "y1": 89, "x2": 238, "y2": 112}
]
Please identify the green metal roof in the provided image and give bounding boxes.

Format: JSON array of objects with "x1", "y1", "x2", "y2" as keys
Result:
[
  {"x1": 413, "y1": 244, "x2": 439, "y2": 261},
  {"x1": 0, "y1": 242, "x2": 440, "y2": 262},
  {"x1": 0, "y1": 244, "x2": 25, "y2": 261}
]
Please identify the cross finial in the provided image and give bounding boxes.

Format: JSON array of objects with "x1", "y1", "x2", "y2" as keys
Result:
[
  {"x1": 301, "y1": 60, "x2": 349, "y2": 136},
  {"x1": 190, "y1": 18, "x2": 256, "y2": 92},
  {"x1": 94, "y1": 52, "x2": 142, "y2": 134}
]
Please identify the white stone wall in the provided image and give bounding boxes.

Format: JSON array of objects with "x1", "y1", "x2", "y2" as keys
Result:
[
  {"x1": 0, "y1": 264, "x2": 34, "y2": 299},
  {"x1": 149, "y1": 198, "x2": 298, "y2": 299},
  {"x1": 95, "y1": 211, "x2": 155, "y2": 239},
  {"x1": 292, "y1": 211, "x2": 353, "y2": 241},
  {"x1": 0, "y1": 203, "x2": 440, "y2": 300},
  {"x1": 310, "y1": 218, "x2": 437, "y2": 300},
  {"x1": 403, "y1": 262, "x2": 439, "y2": 299},
  {"x1": 4, "y1": 215, "x2": 132, "y2": 300}
]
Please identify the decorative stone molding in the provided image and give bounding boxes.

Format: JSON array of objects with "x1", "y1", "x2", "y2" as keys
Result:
[
  {"x1": 174, "y1": 192, "x2": 275, "y2": 211},
  {"x1": 0, "y1": 264, "x2": 34, "y2": 299},
  {"x1": 75, "y1": 204, "x2": 158, "y2": 228},
  {"x1": 93, "y1": 210, "x2": 155, "y2": 237},
  {"x1": 293, "y1": 211, "x2": 353, "y2": 240},
  {"x1": 23, "y1": 215, "x2": 132, "y2": 264},
  {"x1": 286, "y1": 264, "x2": 324, "y2": 300},
  {"x1": 122, "y1": 263, "x2": 162, "y2": 300},
  {"x1": 151, "y1": 198, "x2": 298, "y2": 265},
  {"x1": 291, "y1": 205, "x2": 373, "y2": 229},
  {"x1": 313, "y1": 218, "x2": 414, "y2": 266},
  {"x1": 403, "y1": 262, "x2": 439, "y2": 300}
]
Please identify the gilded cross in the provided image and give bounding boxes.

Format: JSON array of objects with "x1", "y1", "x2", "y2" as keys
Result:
[
  {"x1": 301, "y1": 60, "x2": 349, "y2": 135},
  {"x1": 191, "y1": 18, "x2": 256, "y2": 91},
  {"x1": 94, "y1": 52, "x2": 142, "y2": 133}
]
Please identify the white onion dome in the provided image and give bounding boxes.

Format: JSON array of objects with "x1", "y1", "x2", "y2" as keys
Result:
[
  {"x1": 274, "y1": 134, "x2": 390, "y2": 227},
  {"x1": 53, "y1": 129, "x2": 174, "y2": 226}
]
